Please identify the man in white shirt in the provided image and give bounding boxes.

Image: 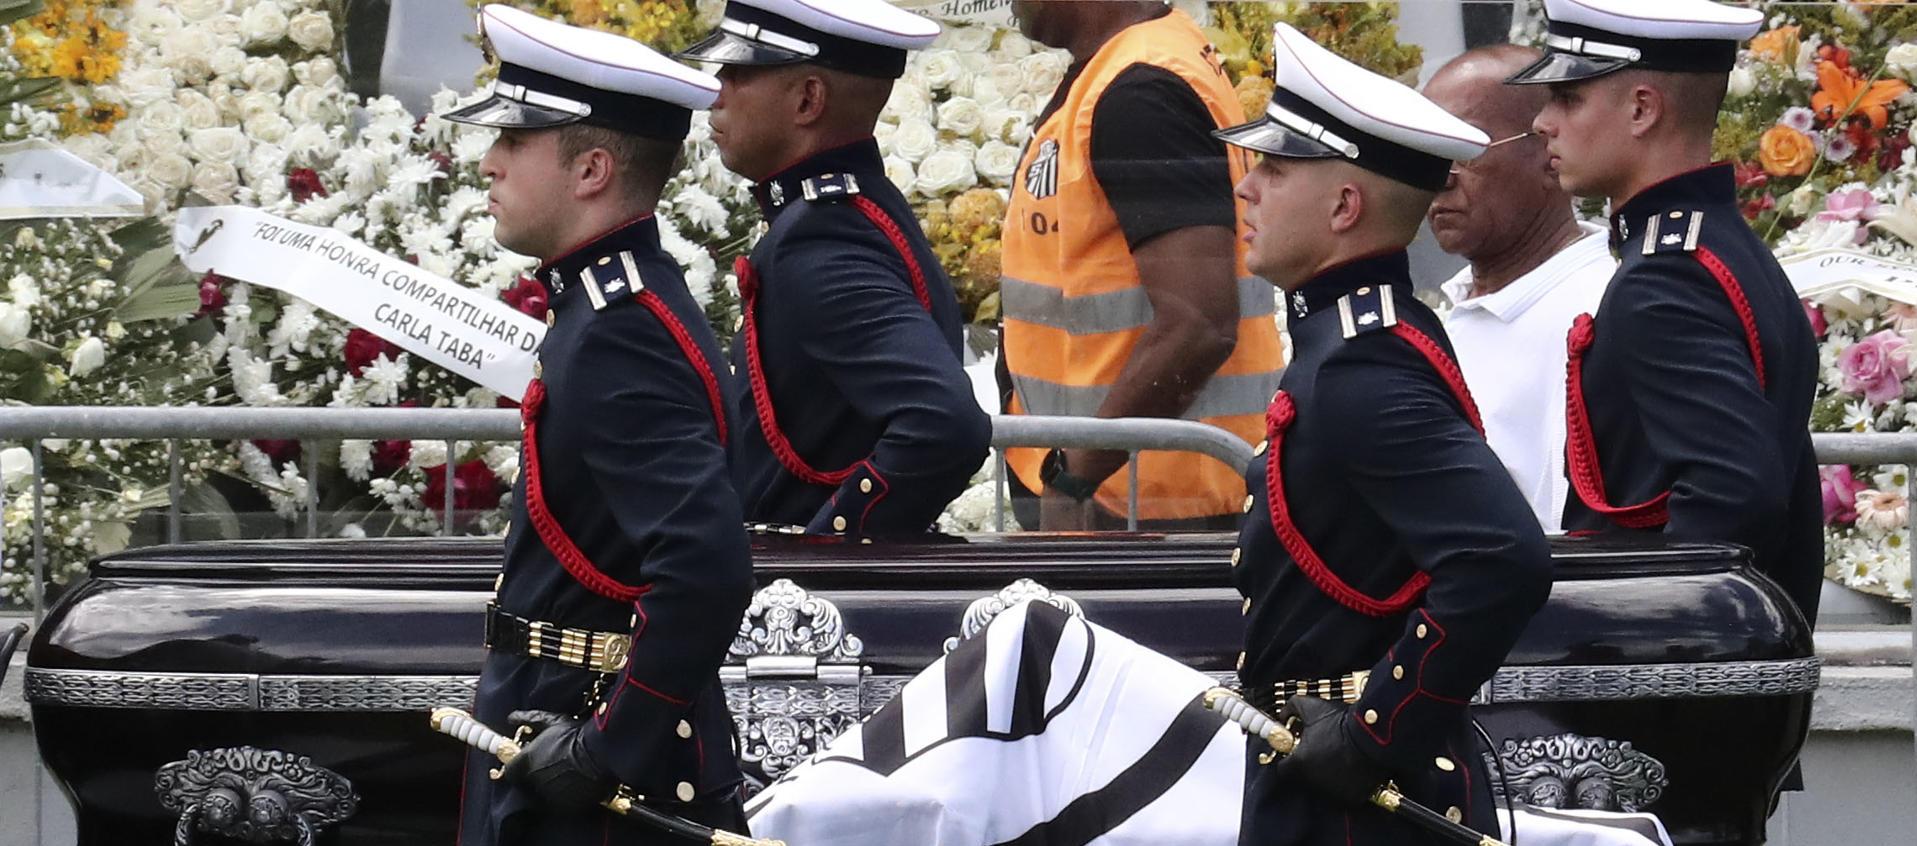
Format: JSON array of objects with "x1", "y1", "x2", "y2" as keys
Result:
[{"x1": 1424, "y1": 45, "x2": 1616, "y2": 531}]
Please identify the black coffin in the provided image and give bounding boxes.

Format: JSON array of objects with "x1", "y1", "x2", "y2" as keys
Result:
[{"x1": 24, "y1": 535, "x2": 1816, "y2": 845}]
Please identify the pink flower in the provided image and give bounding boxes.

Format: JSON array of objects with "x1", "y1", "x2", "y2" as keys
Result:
[
  {"x1": 1839, "y1": 329, "x2": 1912, "y2": 405},
  {"x1": 1888, "y1": 303, "x2": 1917, "y2": 334},
  {"x1": 1803, "y1": 300, "x2": 1829, "y2": 338},
  {"x1": 1822, "y1": 465, "x2": 1867, "y2": 525},
  {"x1": 1817, "y1": 187, "x2": 1881, "y2": 223},
  {"x1": 1855, "y1": 487, "x2": 1910, "y2": 533}
]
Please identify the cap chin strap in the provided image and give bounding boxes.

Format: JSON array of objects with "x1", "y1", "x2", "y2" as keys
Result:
[
  {"x1": 1266, "y1": 102, "x2": 1360, "y2": 160},
  {"x1": 1543, "y1": 33, "x2": 1643, "y2": 62},
  {"x1": 720, "y1": 16, "x2": 821, "y2": 58},
  {"x1": 493, "y1": 81, "x2": 593, "y2": 118}
]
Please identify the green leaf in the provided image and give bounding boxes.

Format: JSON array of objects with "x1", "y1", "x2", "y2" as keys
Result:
[
  {"x1": 0, "y1": 76, "x2": 57, "y2": 109},
  {"x1": 112, "y1": 219, "x2": 200, "y2": 323},
  {"x1": 180, "y1": 482, "x2": 241, "y2": 540},
  {"x1": 0, "y1": 0, "x2": 46, "y2": 29},
  {"x1": 116, "y1": 282, "x2": 200, "y2": 323}
]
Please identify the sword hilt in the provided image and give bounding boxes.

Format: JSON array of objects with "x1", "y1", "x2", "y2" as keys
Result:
[
  {"x1": 1200, "y1": 687, "x2": 1508, "y2": 846},
  {"x1": 429, "y1": 706, "x2": 785, "y2": 846}
]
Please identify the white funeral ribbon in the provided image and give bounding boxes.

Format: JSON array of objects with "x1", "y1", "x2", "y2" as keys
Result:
[
  {"x1": 1779, "y1": 247, "x2": 1917, "y2": 311},
  {"x1": 0, "y1": 139, "x2": 145, "y2": 220},
  {"x1": 891, "y1": 0, "x2": 1013, "y2": 27},
  {"x1": 173, "y1": 205, "x2": 544, "y2": 400}
]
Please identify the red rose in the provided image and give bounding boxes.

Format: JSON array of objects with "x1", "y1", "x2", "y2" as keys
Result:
[
  {"x1": 372, "y1": 439, "x2": 410, "y2": 476},
  {"x1": 1881, "y1": 132, "x2": 1913, "y2": 172},
  {"x1": 1741, "y1": 193, "x2": 1775, "y2": 221},
  {"x1": 1732, "y1": 160, "x2": 1768, "y2": 191},
  {"x1": 253, "y1": 439, "x2": 302, "y2": 466},
  {"x1": 197, "y1": 270, "x2": 228, "y2": 317},
  {"x1": 343, "y1": 328, "x2": 401, "y2": 375},
  {"x1": 1845, "y1": 117, "x2": 1878, "y2": 161},
  {"x1": 502, "y1": 276, "x2": 549, "y2": 320},
  {"x1": 429, "y1": 150, "x2": 454, "y2": 175},
  {"x1": 286, "y1": 167, "x2": 328, "y2": 204},
  {"x1": 422, "y1": 459, "x2": 505, "y2": 514}
]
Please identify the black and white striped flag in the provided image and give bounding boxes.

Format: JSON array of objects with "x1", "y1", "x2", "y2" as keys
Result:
[{"x1": 746, "y1": 601, "x2": 1673, "y2": 846}]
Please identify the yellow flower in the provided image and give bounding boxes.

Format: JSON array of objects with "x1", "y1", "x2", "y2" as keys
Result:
[
  {"x1": 1748, "y1": 26, "x2": 1799, "y2": 65},
  {"x1": 1757, "y1": 125, "x2": 1816, "y2": 177},
  {"x1": 1235, "y1": 76, "x2": 1274, "y2": 122},
  {"x1": 947, "y1": 189, "x2": 1004, "y2": 235}
]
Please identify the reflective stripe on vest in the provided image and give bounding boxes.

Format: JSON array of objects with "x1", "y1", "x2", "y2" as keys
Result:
[{"x1": 999, "y1": 9, "x2": 1284, "y2": 521}]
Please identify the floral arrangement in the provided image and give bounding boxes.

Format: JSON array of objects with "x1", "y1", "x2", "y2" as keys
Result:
[
  {"x1": 7, "y1": 0, "x2": 128, "y2": 136},
  {"x1": 1715, "y1": 4, "x2": 1917, "y2": 601}
]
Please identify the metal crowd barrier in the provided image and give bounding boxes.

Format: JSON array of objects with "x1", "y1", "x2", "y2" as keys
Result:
[{"x1": 2, "y1": 409, "x2": 1914, "y2": 759}]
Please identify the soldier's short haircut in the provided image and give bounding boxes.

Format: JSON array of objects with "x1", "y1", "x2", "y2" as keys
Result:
[
  {"x1": 554, "y1": 123, "x2": 684, "y2": 196},
  {"x1": 1619, "y1": 69, "x2": 1728, "y2": 140}
]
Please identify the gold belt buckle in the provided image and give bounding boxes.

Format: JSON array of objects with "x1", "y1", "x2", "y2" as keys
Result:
[{"x1": 593, "y1": 635, "x2": 631, "y2": 673}]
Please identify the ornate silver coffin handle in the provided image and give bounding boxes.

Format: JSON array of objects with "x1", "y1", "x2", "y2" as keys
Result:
[{"x1": 155, "y1": 747, "x2": 357, "y2": 845}]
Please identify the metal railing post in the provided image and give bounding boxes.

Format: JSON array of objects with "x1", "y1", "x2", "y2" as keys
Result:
[
  {"x1": 444, "y1": 440, "x2": 458, "y2": 536},
  {"x1": 29, "y1": 440, "x2": 45, "y2": 627},
  {"x1": 304, "y1": 443, "x2": 319, "y2": 539},
  {"x1": 167, "y1": 440, "x2": 182, "y2": 544},
  {"x1": 993, "y1": 452, "x2": 1006, "y2": 532},
  {"x1": 1126, "y1": 453, "x2": 1139, "y2": 531}
]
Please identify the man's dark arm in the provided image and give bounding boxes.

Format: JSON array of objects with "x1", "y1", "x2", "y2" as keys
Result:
[{"x1": 1062, "y1": 65, "x2": 1244, "y2": 486}]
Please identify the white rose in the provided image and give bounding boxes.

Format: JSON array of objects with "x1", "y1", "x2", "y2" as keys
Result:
[
  {"x1": 240, "y1": 2, "x2": 289, "y2": 46},
  {"x1": 142, "y1": 130, "x2": 186, "y2": 155},
  {"x1": 243, "y1": 112, "x2": 293, "y2": 144},
  {"x1": 997, "y1": 33, "x2": 1036, "y2": 59},
  {"x1": 281, "y1": 84, "x2": 332, "y2": 124},
  {"x1": 971, "y1": 74, "x2": 1007, "y2": 107},
  {"x1": 192, "y1": 161, "x2": 242, "y2": 202},
  {"x1": 937, "y1": 96, "x2": 984, "y2": 138},
  {"x1": 1888, "y1": 43, "x2": 1917, "y2": 81},
  {"x1": 939, "y1": 26, "x2": 995, "y2": 53},
  {"x1": 1726, "y1": 66, "x2": 1755, "y2": 100},
  {"x1": 0, "y1": 303, "x2": 32, "y2": 349},
  {"x1": 892, "y1": 118, "x2": 938, "y2": 163},
  {"x1": 975, "y1": 140, "x2": 1020, "y2": 183},
  {"x1": 883, "y1": 156, "x2": 917, "y2": 193},
  {"x1": 287, "y1": 10, "x2": 334, "y2": 52},
  {"x1": 243, "y1": 56, "x2": 291, "y2": 93},
  {"x1": 295, "y1": 57, "x2": 338, "y2": 88},
  {"x1": 883, "y1": 84, "x2": 933, "y2": 123},
  {"x1": 177, "y1": 91, "x2": 221, "y2": 130},
  {"x1": 69, "y1": 336, "x2": 106, "y2": 377},
  {"x1": 147, "y1": 153, "x2": 192, "y2": 190},
  {"x1": 983, "y1": 106, "x2": 1029, "y2": 145},
  {"x1": 126, "y1": 6, "x2": 183, "y2": 40},
  {"x1": 137, "y1": 99, "x2": 185, "y2": 138},
  {"x1": 163, "y1": 29, "x2": 219, "y2": 83},
  {"x1": 211, "y1": 46, "x2": 247, "y2": 79},
  {"x1": 0, "y1": 446, "x2": 31, "y2": 490},
  {"x1": 920, "y1": 49, "x2": 963, "y2": 90},
  {"x1": 1007, "y1": 92, "x2": 1040, "y2": 114},
  {"x1": 207, "y1": 12, "x2": 243, "y2": 41},
  {"x1": 173, "y1": 0, "x2": 224, "y2": 23},
  {"x1": 1019, "y1": 52, "x2": 1068, "y2": 95},
  {"x1": 115, "y1": 66, "x2": 178, "y2": 108},
  {"x1": 282, "y1": 122, "x2": 332, "y2": 159},
  {"x1": 914, "y1": 148, "x2": 977, "y2": 196},
  {"x1": 189, "y1": 127, "x2": 250, "y2": 162},
  {"x1": 873, "y1": 120, "x2": 898, "y2": 154},
  {"x1": 239, "y1": 90, "x2": 281, "y2": 119}
]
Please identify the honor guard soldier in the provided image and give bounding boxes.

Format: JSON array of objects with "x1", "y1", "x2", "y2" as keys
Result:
[
  {"x1": 441, "y1": 7, "x2": 755, "y2": 844},
  {"x1": 678, "y1": 0, "x2": 992, "y2": 538},
  {"x1": 1219, "y1": 25, "x2": 1551, "y2": 846},
  {"x1": 1508, "y1": 0, "x2": 1823, "y2": 622}
]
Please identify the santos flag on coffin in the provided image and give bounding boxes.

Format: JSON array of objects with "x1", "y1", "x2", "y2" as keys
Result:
[{"x1": 174, "y1": 205, "x2": 544, "y2": 400}]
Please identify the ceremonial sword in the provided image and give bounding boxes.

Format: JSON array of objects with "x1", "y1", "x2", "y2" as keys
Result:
[
  {"x1": 1201, "y1": 687, "x2": 1510, "y2": 846},
  {"x1": 430, "y1": 707, "x2": 785, "y2": 846}
]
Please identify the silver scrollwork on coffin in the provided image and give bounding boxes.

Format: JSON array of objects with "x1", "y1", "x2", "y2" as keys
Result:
[
  {"x1": 942, "y1": 578, "x2": 1085, "y2": 653},
  {"x1": 724, "y1": 579, "x2": 866, "y2": 789},
  {"x1": 1491, "y1": 733, "x2": 1669, "y2": 812},
  {"x1": 155, "y1": 747, "x2": 357, "y2": 846}
]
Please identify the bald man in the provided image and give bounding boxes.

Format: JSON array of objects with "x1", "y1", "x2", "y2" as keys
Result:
[{"x1": 1423, "y1": 45, "x2": 1616, "y2": 531}]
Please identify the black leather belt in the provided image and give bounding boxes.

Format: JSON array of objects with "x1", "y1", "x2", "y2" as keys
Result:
[
  {"x1": 484, "y1": 603, "x2": 630, "y2": 673},
  {"x1": 1245, "y1": 670, "x2": 1371, "y2": 713}
]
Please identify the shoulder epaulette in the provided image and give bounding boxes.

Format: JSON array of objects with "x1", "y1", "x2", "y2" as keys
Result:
[
  {"x1": 1641, "y1": 209, "x2": 1705, "y2": 256},
  {"x1": 1337, "y1": 284, "x2": 1399, "y2": 340},
  {"x1": 801, "y1": 172, "x2": 861, "y2": 203},
  {"x1": 576, "y1": 250, "x2": 646, "y2": 311}
]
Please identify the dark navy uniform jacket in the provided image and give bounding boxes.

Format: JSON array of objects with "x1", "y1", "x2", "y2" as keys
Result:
[
  {"x1": 1562, "y1": 164, "x2": 1822, "y2": 622},
  {"x1": 462, "y1": 216, "x2": 755, "y2": 846},
  {"x1": 1233, "y1": 252, "x2": 1552, "y2": 846},
  {"x1": 730, "y1": 138, "x2": 991, "y2": 537}
]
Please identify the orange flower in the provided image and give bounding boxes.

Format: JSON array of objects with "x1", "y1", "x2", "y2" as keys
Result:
[
  {"x1": 1748, "y1": 26, "x2": 1799, "y2": 64},
  {"x1": 1812, "y1": 60, "x2": 1909, "y2": 130},
  {"x1": 1758, "y1": 125, "x2": 1816, "y2": 177}
]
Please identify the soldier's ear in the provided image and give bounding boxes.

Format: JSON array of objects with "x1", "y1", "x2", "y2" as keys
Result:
[
  {"x1": 1626, "y1": 80, "x2": 1665, "y2": 140},
  {"x1": 793, "y1": 73, "x2": 830, "y2": 128},
  {"x1": 571, "y1": 147, "x2": 620, "y2": 200},
  {"x1": 1328, "y1": 181, "x2": 1364, "y2": 235}
]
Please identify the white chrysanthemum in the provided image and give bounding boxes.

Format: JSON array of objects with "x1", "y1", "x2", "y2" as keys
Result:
[
  {"x1": 389, "y1": 155, "x2": 445, "y2": 189},
  {"x1": 409, "y1": 438, "x2": 448, "y2": 470},
  {"x1": 361, "y1": 354, "x2": 408, "y2": 406},
  {"x1": 659, "y1": 216, "x2": 718, "y2": 307},
  {"x1": 673, "y1": 187, "x2": 730, "y2": 236},
  {"x1": 484, "y1": 444, "x2": 520, "y2": 485},
  {"x1": 452, "y1": 129, "x2": 497, "y2": 165},
  {"x1": 267, "y1": 299, "x2": 322, "y2": 355},
  {"x1": 340, "y1": 439, "x2": 374, "y2": 482},
  {"x1": 228, "y1": 348, "x2": 289, "y2": 406}
]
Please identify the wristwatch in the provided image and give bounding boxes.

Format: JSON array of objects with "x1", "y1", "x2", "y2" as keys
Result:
[{"x1": 1040, "y1": 448, "x2": 1099, "y2": 502}]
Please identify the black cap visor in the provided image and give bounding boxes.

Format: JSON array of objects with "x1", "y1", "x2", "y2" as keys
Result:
[
  {"x1": 1213, "y1": 118, "x2": 1346, "y2": 160},
  {"x1": 439, "y1": 94, "x2": 585, "y2": 130},
  {"x1": 676, "y1": 29, "x2": 811, "y2": 67},
  {"x1": 1504, "y1": 50, "x2": 1631, "y2": 85}
]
